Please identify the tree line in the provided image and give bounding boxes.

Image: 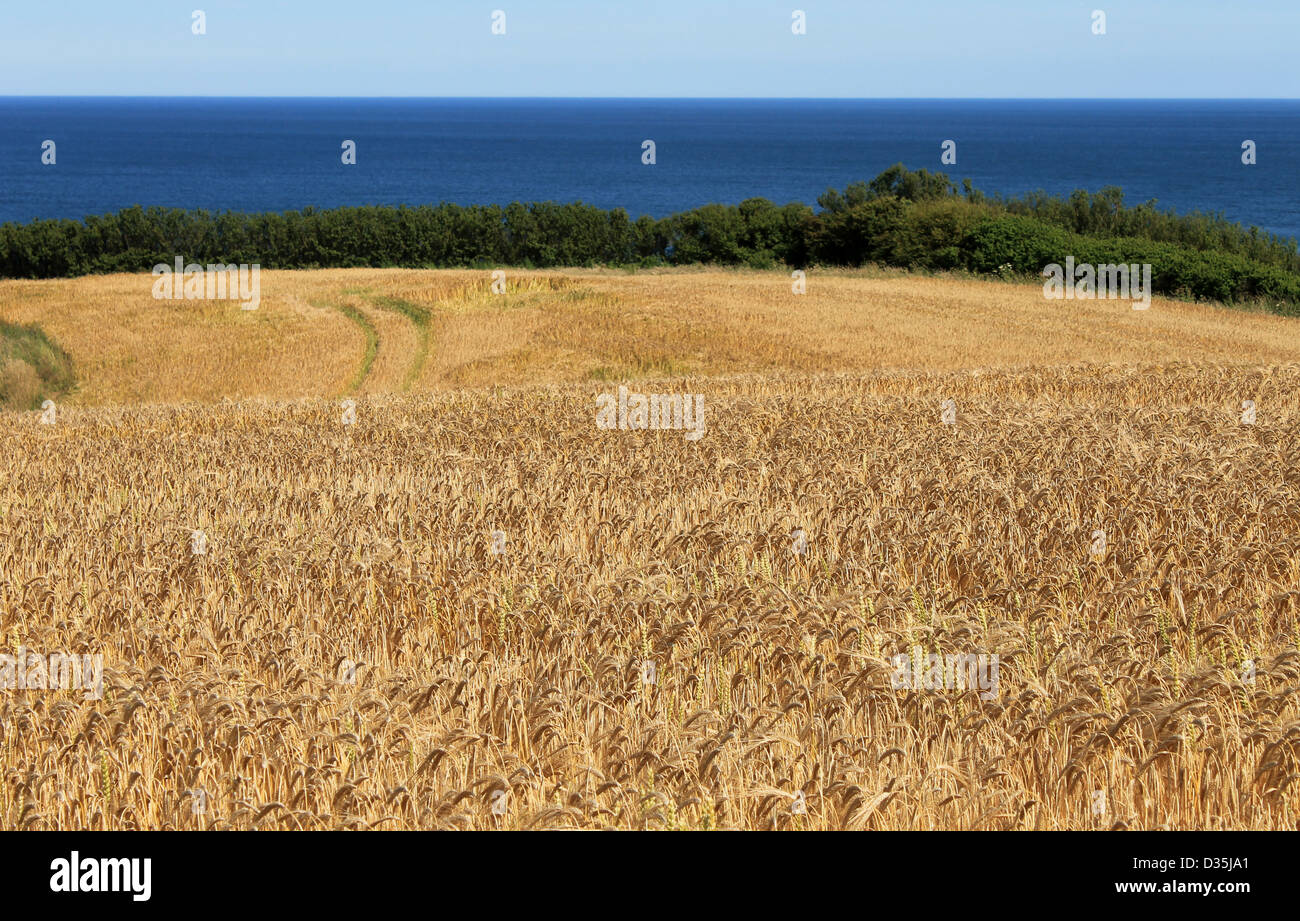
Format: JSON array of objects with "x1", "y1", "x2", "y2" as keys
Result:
[{"x1": 3, "y1": 164, "x2": 1298, "y2": 314}]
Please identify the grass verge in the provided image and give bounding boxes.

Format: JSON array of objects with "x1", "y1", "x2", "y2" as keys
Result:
[{"x1": 0, "y1": 321, "x2": 74, "y2": 410}]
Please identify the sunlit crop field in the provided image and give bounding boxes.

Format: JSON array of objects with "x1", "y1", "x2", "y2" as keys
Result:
[
  {"x1": 1, "y1": 268, "x2": 1298, "y2": 829},
  {"x1": 6, "y1": 267, "x2": 1300, "y2": 405}
]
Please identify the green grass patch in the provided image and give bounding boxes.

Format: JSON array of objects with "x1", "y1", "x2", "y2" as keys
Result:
[{"x1": 0, "y1": 321, "x2": 74, "y2": 410}]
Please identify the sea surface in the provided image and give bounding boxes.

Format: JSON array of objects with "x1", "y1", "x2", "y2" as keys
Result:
[{"x1": 1, "y1": 98, "x2": 1297, "y2": 239}]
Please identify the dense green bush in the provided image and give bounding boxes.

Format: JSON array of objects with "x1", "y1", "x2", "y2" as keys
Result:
[
  {"x1": 960, "y1": 216, "x2": 1300, "y2": 312},
  {"x1": 889, "y1": 198, "x2": 986, "y2": 269},
  {"x1": 3, "y1": 165, "x2": 1298, "y2": 314}
]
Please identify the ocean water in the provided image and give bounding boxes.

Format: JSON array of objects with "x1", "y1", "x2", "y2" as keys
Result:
[{"x1": 1, "y1": 98, "x2": 1298, "y2": 240}]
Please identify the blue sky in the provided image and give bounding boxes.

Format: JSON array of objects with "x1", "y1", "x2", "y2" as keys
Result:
[{"x1": 1, "y1": 1, "x2": 1296, "y2": 97}]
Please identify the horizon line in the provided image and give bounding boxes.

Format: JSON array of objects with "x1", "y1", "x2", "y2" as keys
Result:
[{"x1": 2, "y1": 95, "x2": 1298, "y2": 101}]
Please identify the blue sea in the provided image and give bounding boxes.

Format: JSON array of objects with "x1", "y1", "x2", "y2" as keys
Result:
[{"x1": 1, "y1": 98, "x2": 1298, "y2": 240}]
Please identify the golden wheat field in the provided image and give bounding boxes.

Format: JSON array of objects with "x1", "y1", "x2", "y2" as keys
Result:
[{"x1": 1, "y1": 267, "x2": 1298, "y2": 830}]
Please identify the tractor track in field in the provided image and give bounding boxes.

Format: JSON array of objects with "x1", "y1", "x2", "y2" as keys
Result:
[{"x1": 317, "y1": 298, "x2": 379, "y2": 396}]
